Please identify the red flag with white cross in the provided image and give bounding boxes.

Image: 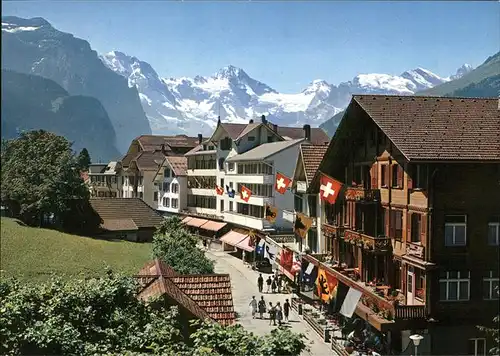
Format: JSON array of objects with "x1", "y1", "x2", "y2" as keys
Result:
[
  {"x1": 275, "y1": 172, "x2": 292, "y2": 194},
  {"x1": 319, "y1": 173, "x2": 343, "y2": 204},
  {"x1": 240, "y1": 185, "x2": 252, "y2": 202},
  {"x1": 215, "y1": 185, "x2": 224, "y2": 196}
]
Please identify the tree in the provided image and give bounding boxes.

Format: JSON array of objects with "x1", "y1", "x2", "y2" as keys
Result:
[
  {"x1": 77, "y1": 148, "x2": 91, "y2": 171},
  {"x1": 0, "y1": 130, "x2": 99, "y2": 231},
  {"x1": 478, "y1": 286, "x2": 500, "y2": 355},
  {"x1": 152, "y1": 219, "x2": 214, "y2": 274},
  {"x1": 0, "y1": 275, "x2": 308, "y2": 356}
]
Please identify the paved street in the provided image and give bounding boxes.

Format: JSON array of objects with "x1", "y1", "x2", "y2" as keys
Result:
[{"x1": 205, "y1": 246, "x2": 337, "y2": 356}]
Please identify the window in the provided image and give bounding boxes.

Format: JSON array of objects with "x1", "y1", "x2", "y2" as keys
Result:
[
  {"x1": 163, "y1": 197, "x2": 170, "y2": 208},
  {"x1": 412, "y1": 164, "x2": 428, "y2": 189},
  {"x1": 154, "y1": 192, "x2": 158, "y2": 202},
  {"x1": 390, "y1": 210, "x2": 403, "y2": 239},
  {"x1": 164, "y1": 168, "x2": 171, "y2": 178},
  {"x1": 488, "y1": 218, "x2": 500, "y2": 246},
  {"x1": 218, "y1": 158, "x2": 225, "y2": 171},
  {"x1": 267, "y1": 136, "x2": 273, "y2": 143},
  {"x1": 139, "y1": 191, "x2": 143, "y2": 199},
  {"x1": 248, "y1": 136, "x2": 255, "y2": 142},
  {"x1": 439, "y1": 271, "x2": 470, "y2": 301},
  {"x1": 187, "y1": 155, "x2": 216, "y2": 170},
  {"x1": 228, "y1": 162, "x2": 235, "y2": 171},
  {"x1": 220, "y1": 200, "x2": 224, "y2": 212},
  {"x1": 411, "y1": 214, "x2": 421, "y2": 243},
  {"x1": 187, "y1": 176, "x2": 216, "y2": 189},
  {"x1": 229, "y1": 182, "x2": 233, "y2": 189},
  {"x1": 445, "y1": 215, "x2": 467, "y2": 246},
  {"x1": 163, "y1": 182, "x2": 170, "y2": 192},
  {"x1": 236, "y1": 162, "x2": 273, "y2": 175},
  {"x1": 308, "y1": 195, "x2": 317, "y2": 218},
  {"x1": 294, "y1": 194, "x2": 303, "y2": 213},
  {"x1": 468, "y1": 339, "x2": 486, "y2": 356},
  {"x1": 229, "y1": 201, "x2": 233, "y2": 211},
  {"x1": 353, "y1": 166, "x2": 362, "y2": 186},
  {"x1": 236, "y1": 183, "x2": 273, "y2": 197},
  {"x1": 171, "y1": 198, "x2": 178, "y2": 209},
  {"x1": 237, "y1": 203, "x2": 264, "y2": 218},
  {"x1": 220, "y1": 137, "x2": 232, "y2": 151},
  {"x1": 483, "y1": 271, "x2": 499, "y2": 300},
  {"x1": 381, "y1": 165, "x2": 387, "y2": 187},
  {"x1": 171, "y1": 183, "x2": 179, "y2": 194},
  {"x1": 391, "y1": 165, "x2": 399, "y2": 188},
  {"x1": 187, "y1": 195, "x2": 216, "y2": 209},
  {"x1": 220, "y1": 178, "x2": 224, "y2": 187}
]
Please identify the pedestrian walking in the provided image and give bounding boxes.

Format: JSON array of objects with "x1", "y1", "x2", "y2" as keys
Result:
[
  {"x1": 249, "y1": 296, "x2": 257, "y2": 319},
  {"x1": 277, "y1": 276, "x2": 282, "y2": 293},
  {"x1": 257, "y1": 274, "x2": 264, "y2": 293},
  {"x1": 268, "y1": 302, "x2": 276, "y2": 326},
  {"x1": 275, "y1": 302, "x2": 283, "y2": 326},
  {"x1": 283, "y1": 299, "x2": 290, "y2": 322},
  {"x1": 202, "y1": 238, "x2": 207, "y2": 250},
  {"x1": 266, "y1": 276, "x2": 272, "y2": 293},
  {"x1": 271, "y1": 278, "x2": 277, "y2": 293},
  {"x1": 258, "y1": 296, "x2": 266, "y2": 319}
]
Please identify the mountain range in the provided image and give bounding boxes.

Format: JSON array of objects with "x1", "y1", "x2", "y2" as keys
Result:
[
  {"x1": 101, "y1": 50, "x2": 474, "y2": 137},
  {"x1": 2, "y1": 16, "x2": 498, "y2": 158}
]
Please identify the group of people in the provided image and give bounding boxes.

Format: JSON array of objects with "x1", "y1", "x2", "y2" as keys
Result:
[
  {"x1": 249, "y1": 296, "x2": 290, "y2": 326},
  {"x1": 257, "y1": 273, "x2": 285, "y2": 294}
]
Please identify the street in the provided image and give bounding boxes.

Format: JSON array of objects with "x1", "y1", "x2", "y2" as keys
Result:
[{"x1": 205, "y1": 247, "x2": 337, "y2": 356}]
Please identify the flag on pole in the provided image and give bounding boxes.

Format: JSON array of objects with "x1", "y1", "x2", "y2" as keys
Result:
[
  {"x1": 225, "y1": 185, "x2": 235, "y2": 198},
  {"x1": 264, "y1": 243, "x2": 277, "y2": 262},
  {"x1": 294, "y1": 212, "x2": 314, "y2": 239},
  {"x1": 240, "y1": 185, "x2": 252, "y2": 202},
  {"x1": 215, "y1": 185, "x2": 224, "y2": 195},
  {"x1": 265, "y1": 204, "x2": 278, "y2": 223},
  {"x1": 319, "y1": 172, "x2": 343, "y2": 205},
  {"x1": 275, "y1": 172, "x2": 292, "y2": 194}
]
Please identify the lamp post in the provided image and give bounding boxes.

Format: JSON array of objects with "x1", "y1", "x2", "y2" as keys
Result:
[{"x1": 409, "y1": 334, "x2": 424, "y2": 356}]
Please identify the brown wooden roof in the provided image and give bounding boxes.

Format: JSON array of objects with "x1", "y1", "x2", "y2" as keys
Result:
[
  {"x1": 135, "y1": 151, "x2": 166, "y2": 170},
  {"x1": 135, "y1": 259, "x2": 235, "y2": 326},
  {"x1": 300, "y1": 144, "x2": 329, "y2": 184},
  {"x1": 165, "y1": 156, "x2": 188, "y2": 176},
  {"x1": 353, "y1": 95, "x2": 500, "y2": 161},
  {"x1": 136, "y1": 135, "x2": 200, "y2": 151},
  {"x1": 101, "y1": 218, "x2": 138, "y2": 231},
  {"x1": 90, "y1": 198, "x2": 164, "y2": 229}
]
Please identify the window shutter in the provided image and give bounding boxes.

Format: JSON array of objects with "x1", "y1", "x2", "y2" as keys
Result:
[
  {"x1": 352, "y1": 202, "x2": 356, "y2": 229},
  {"x1": 385, "y1": 165, "x2": 390, "y2": 187},
  {"x1": 407, "y1": 212, "x2": 412, "y2": 242},
  {"x1": 385, "y1": 209, "x2": 390, "y2": 237},
  {"x1": 397, "y1": 165, "x2": 403, "y2": 188},
  {"x1": 370, "y1": 164, "x2": 378, "y2": 189},
  {"x1": 407, "y1": 164, "x2": 414, "y2": 190},
  {"x1": 421, "y1": 214, "x2": 427, "y2": 244}
]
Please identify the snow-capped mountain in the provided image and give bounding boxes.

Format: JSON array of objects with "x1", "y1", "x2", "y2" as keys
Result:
[{"x1": 100, "y1": 50, "x2": 473, "y2": 136}]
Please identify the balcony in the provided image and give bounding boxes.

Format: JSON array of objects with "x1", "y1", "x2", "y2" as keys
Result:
[
  {"x1": 343, "y1": 229, "x2": 391, "y2": 252},
  {"x1": 321, "y1": 223, "x2": 344, "y2": 239},
  {"x1": 405, "y1": 242, "x2": 425, "y2": 259},
  {"x1": 345, "y1": 187, "x2": 380, "y2": 202},
  {"x1": 303, "y1": 255, "x2": 428, "y2": 330},
  {"x1": 223, "y1": 211, "x2": 266, "y2": 230}
]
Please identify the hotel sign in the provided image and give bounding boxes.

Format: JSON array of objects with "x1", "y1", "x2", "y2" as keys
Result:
[{"x1": 296, "y1": 181, "x2": 307, "y2": 193}]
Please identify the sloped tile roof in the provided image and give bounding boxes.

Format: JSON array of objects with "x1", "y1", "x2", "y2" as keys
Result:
[
  {"x1": 277, "y1": 126, "x2": 330, "y2": 145},
  {"x1": 353, "y1": 95, "x2": 500, "y2": 161},
  {"x1": 90, "y1": 198, "x2": 164, "y2": 229},
  {"x1": 165, "y1": 156, "x2": 188, "y2": 176},
  {"x1": 226, "y1": 139, "x2": 304, "y2": 162},
  {"x1": 101, "y1": 218, "x2": 138, "y2": 231},
  {"x1": 136, "y1": 135, "x2": 200, "y2": 151},
  {"x1": 135, "y1": 260, "x2": 236, "y2": 326},
  {"x1": 135, "y1": 151, "x2": 167, "y2": 170},
  {"x1": 301, "y1": 144, "x2": 329, "y2": 184},
  {"x1": 220, "y1": 123, "x2": 248, "y2": 140}
]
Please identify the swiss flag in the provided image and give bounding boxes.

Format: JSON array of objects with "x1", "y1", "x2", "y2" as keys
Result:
[
  {"x1": 275, "y1": 172, "x2": 292, "y2": 194},
  {"x1": 240, "y1": 185, "x2": 252, "y2": 202},
  {"x1": 215, "y1": 185, "x2": 224, "y2": 195},
  {"x1": 319, "y1": 173, "x2": 343, "y2": 204}
]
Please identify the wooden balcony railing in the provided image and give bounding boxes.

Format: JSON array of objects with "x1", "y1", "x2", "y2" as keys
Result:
[
  {"x1": 321, "y1": 223, "x2": 344, "y2": 239},
  {"x1": 343, "y1": 229, "x2": 391, "y2": 252},
  {"x1": 302, "y1": 254, "x2": 428, "y2": 323},
  {"x1": 406, "y1": 242, "x2": 425, "y2": 259},
  {"x1": 345, "y1": 187, "x2": 381, "y2": 202}
]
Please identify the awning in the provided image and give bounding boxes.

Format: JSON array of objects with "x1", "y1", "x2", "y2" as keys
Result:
[
  {"x1": 234, "y1": 236, "x2": 255, "y2": 252},
  {"x1": 185, "y1": 218, "x2": 209, "y2": 228},
  {"x1": 182, "y1": 216, "x2": 193, "y2": 224},
  {"x1": 200, "y1": 220, "x2": 227, "y2": 232},
  {"x1": 220, "y1": 231, "x2": 248, "y2": 246}
]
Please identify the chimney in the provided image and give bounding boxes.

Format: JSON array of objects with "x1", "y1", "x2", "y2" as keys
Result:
[
  {"x1": 273, "y1": 124, "x2": 278, "y2": 132},
  {"x1": 249, "y1": 119, "x2": 254, "y2": 124},
  {"x1": 198, "y1": 134, "x2": 203, "y2": 145},
  {"x1": 303, "y1": 124, "x2": 311, "y2": 142},
  {"x1": 261, "y1": 115, "x2": 267, "y2": 124},
  {"x1": 217, "y1": 116, "x2": 221, "y2": 126},
  {"x1": 161, "y1": 144, "x2": 167, "y2": 154}
]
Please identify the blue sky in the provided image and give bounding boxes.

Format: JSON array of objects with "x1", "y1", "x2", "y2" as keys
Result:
[{"x1": 3, "y1": 1, "x2": 498, "y2": 93}]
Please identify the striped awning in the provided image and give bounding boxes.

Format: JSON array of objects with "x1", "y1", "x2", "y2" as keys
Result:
[
  {"x1": 234, "y1": 236, "x2": 255, "y2": 252},
  {"x1": 220, "y1": 231, "x2": 248, "y2": 246},
  {"x1": 200, "y1": 220, "x2": 227, "y2": 232},
  {"x1": 185, "y1": 218, "x2": 209, "y2": 228}
]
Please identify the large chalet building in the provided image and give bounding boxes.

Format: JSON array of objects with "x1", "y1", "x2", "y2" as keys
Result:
[{"x1": 306, "y1": 95, "x2": 499, "y2": 355}]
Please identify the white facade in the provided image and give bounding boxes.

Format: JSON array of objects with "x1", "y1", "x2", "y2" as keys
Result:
[{"x1": 154, "y1": 159, "x2": 188, "y2": 214}]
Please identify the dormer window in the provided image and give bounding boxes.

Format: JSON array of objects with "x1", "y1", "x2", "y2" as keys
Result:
[
  {"x1": 248, "y1": 136, "x2": 255, "y2": 142},
  {"x1": 220, "y1": 137, "x2": 231, "y2": 151},
  {"x1": 203, "y1": 145, "x2": 207, "y2": 150}
]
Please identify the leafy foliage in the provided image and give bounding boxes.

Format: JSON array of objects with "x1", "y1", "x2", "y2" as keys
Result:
[
  {"x1": 478, "y1": 286, "x2": 500, "y2": 355},
  {"x1": 0, "y1": 130, "x2": 100, "y2": 231},
  {"x1": 0, "y1": 276, "x2": 308, "y2": 356},
  {"x1": 77, "y1": 148, "x2": 91, "y2": 170},
  {"x1": 152, "y1": 217, "x2": 214, "y2": 274},
  {"x1": 190, "y1": 320, "x2": 308, "y2": 356}
]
